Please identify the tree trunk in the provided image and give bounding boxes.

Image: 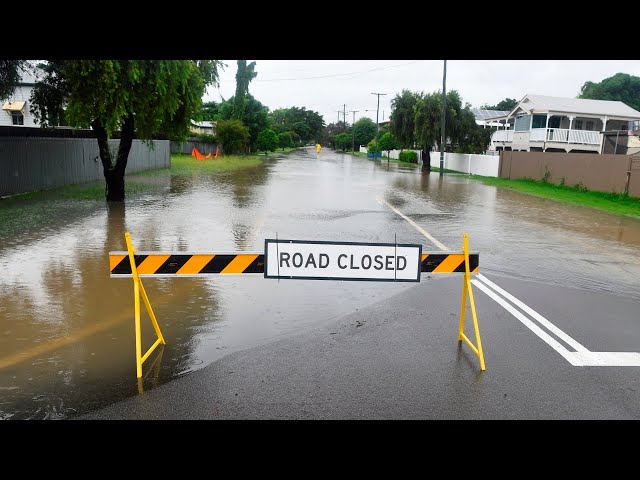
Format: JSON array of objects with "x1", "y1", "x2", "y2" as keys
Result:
[
  {"x1": 421, "y1": 147, "x2": 431, "y2": 172},
  {"x1": 92, "y1": 114, "x2": 135, "y2": 202}
]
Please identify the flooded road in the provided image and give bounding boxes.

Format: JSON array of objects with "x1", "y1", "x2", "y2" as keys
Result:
[{"x1": 1, "y1": 147, "x2": 639, "y2": 419}]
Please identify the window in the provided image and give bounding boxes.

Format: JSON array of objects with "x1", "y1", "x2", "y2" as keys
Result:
[
  {"x1": 574, "y1": 120, "x2": 583, "y2": 130},
  {"x1": 531, "y1": 115, "x2": 547, "y2": 129},
  {"x1": 11, "y1": 112, "x2": 24, "y2": 125},
  {"x1": 586, "y1": 120, "x2": 594, "y2": 131}
]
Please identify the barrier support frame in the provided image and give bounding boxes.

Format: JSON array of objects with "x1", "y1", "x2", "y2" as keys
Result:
[
  {"x1": 457, "y1": 232, "x2": 486, "y2": 371},
  {"x1": 125, "y1": 232, "x2": 165, "y2": 379}
]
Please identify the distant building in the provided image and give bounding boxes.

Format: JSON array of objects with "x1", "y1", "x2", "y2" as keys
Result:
[
  {"x1": 190, "y1": 120, "x2": 216, "y2": 135},
  {"x1": 472, "y1": 108, "x2": 511, "y2": 128},
  {"x1": 1, "y1": 70, "x2": 40, "y2": 127}
]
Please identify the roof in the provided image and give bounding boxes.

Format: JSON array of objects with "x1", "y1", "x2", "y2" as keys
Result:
[
  {"x1": 472, "y1": 108, "x2": 511, "y2": 121},
  {"x1": 2, "y1": 101, "x2": 25, "y2": 111},
  {"x1": 191, "y1": 120, "x2": 215, "y2": 128},
  {"x1": 513, "y1": 94, "x2": 640, "y2": 120}
]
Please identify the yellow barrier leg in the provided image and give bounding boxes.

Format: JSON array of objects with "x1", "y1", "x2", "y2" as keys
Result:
[
  {"x1": 125, "y1": 232, "x2": 165, "y2": 380},
  {"x1": 457, "y1": 232, "x2": 486, "y2": 371}
]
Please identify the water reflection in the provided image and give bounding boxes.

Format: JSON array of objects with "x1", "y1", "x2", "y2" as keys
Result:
[{"x1": 1, "y1": 148, "x2": 639, "y2": 419}]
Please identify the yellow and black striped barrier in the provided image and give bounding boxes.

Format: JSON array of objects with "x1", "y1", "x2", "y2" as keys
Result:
[
  {"x1": 112, "y1": 232, "x2": 485, "y2": 379},
  {"x1": 109, "y1": 252, "x2": 478, "y2": 276}
]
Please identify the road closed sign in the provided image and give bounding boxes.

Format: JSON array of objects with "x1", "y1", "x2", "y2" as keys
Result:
[{"x1": 264, "y1": 239, "x2": 421, "y2": 282}]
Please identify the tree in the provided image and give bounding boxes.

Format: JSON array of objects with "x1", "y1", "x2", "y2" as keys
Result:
[
  {"x1": 377, "y1": 132, "x2": 398, "y2": 160},
  {"x1": 268, "y1": 106, "x2": 325, "y2": 143},
  {"x1": 201, "y1": 101, "x2": 219, "y2": 121},
  {"x1": 352, "y1": 117, "x2": 377, "y2": 149},
  {"x1": 216, "y1": 119, "x2": 250, "y2": 154},
  {"x1": 414, "y1": 90, "x2": 486, "y2": 154},
  {"x1": 334, "y1": 133, "x2": 351, "y2": 151},
  {"x1": 278, "y1": 131, "x2": 293, "y2": 150},
  {"x1": 257, "y1": 129, "x2": 278, "y2": 153},
  {"x1": 390, "y1": 89, "x2": 418, "y2": 149},
  {"x1": 579, "y1": 73, "x2": 640, "y2": 111},
  {"x1": 30, "y1": 60, "x2": 222, "y2": 202},
  {"x1": 0, "y1": 60, "x2": 27, "y2": 100},
  {"x1": 233, "y1": 60, "x2": 257, "y2": 120},
  {"x1": 217, "y1": 95, "x2": 269, "y2": 151},
  {"x1": 481, "y1": 98, "x2": 517, "y2": 111}
]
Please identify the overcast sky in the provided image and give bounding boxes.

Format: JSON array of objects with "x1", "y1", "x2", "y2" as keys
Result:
[{"x1": 203, "y1": 60, "x2": 640, "y2": 125}]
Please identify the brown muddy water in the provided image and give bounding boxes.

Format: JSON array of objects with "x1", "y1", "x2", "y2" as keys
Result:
[{"x1": 1, "y1": 147, "x2": 639, "y2": 419}]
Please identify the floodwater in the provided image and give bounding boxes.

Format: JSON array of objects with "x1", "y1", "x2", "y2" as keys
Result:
[{"x1": 1, "y1": 147, "x2": 639, "y2": 419}]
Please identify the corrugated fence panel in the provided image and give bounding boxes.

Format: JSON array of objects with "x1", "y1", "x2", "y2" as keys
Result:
[{"x1": 0, "y1": 138, "x2": 169, "y2": 197}]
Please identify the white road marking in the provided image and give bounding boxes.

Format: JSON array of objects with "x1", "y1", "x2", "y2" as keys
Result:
[
  {"x1": 376, "y1": 196, "x2": 450, "y2": 251},
  {"x1": 379, "y1": 197, "x2": 640, "y2": 367},
  {"x1": 568, "y1": 351, "x2": 640, "y2": 367},
  {"x1": 476, "y1": 274, "x2": 589, "y2": 353},
  {"x1": 471, "y1": 279, "x2": 582, "y2": 366}
]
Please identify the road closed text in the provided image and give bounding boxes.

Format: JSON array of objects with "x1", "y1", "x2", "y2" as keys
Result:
[{"x1": 265, "y1": 240, "x2": 421, "y2": 282}]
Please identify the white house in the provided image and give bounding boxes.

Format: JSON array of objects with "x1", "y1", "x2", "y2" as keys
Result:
[
  {"x1": 489, "y1": 94, "x2": 640, "y2": 154},
  {"x1": 1, "y1": 70, "x2": 40, "y2": 127}
]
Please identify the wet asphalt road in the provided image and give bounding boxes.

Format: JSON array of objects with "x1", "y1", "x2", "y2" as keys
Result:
[{"x1": 78, "y1": 273, "x2": 640, "y2": 420}]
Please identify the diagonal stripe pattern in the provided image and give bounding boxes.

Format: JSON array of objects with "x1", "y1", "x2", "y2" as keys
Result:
[{"x1": 110, "y1": 252, "x2": 478, "y2": 276}]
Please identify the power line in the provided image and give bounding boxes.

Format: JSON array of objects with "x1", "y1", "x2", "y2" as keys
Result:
[{"x1": 253, "y1": 61, "x2": 422, "y2": 82}]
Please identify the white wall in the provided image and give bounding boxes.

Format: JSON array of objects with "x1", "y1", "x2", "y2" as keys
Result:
[
  {"x1": 0, "y1": 85, "x2": 38, "y2": 127},
  {"x1": 429, "y1": 152, "x2": 500, "y2": 177}
]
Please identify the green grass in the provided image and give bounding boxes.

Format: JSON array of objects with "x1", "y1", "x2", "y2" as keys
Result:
[
  {"x1": 470, "y1": 175, "x2": 640, "y2": 218},
  {"x1": 1, "y1": 180, "x2": 156, "y2": 202},
  {"x1": 140, "y1": 153, "x2": 263, "y2": 176}
]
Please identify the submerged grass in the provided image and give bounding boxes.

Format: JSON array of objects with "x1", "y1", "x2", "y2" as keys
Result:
[
  {"x1": 140, "y1": 153, "x2": 264, "y2": 176},
  {"x1": 469, "y1": 175, "x2": 640, "y2": 218}
]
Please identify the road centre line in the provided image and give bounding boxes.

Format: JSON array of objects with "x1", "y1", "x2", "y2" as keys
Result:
[{"x1": 376, "y1": 197, "x2": 449, "y2": 251}]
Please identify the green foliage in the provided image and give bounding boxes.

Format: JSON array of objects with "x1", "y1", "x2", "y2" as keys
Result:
[
  {"x1": 257, "y1": 129, "x2": 278, "y2": 153},
  {"x1": 29, "y1": 60, "x2": 222, "y2": 201},
  {"x1": 278, "y1": 131, "x2": 294, "y2": 150},
  {"x1": 0, "y1": 60, "x2": 27, "y2": 100},
  {"x1": 200, "y1": 101, "x2": 219, "y2": 121},
  {"x1": 578, "y1": 73, "x2": 640, "y2": 111},
  {"x1": 193, "y1": 133, "x2": 217, "y2": 143},
  {"x1": 398, "y1": 150, "x2": 417, "y2": 163},
  {"x1": 268, "y1": 106, "x2": 325, "y2": 143},
  {"x1": 323, "y1": 122, "x2": 348, "y2": 148},
  {"x1": 352, "y1": 117, "x2": 377, "y2": 148},
  {"x1": 216, "y1": 94, "x2": 269, "y2": 151},
  {"x1": 233, "y1": 60, "x2": 258, "y2": 120},
  {"x1": 377, "y1": 132, "x2": 398, "y2": 154},
  {"x1": 334, "y1": 132, "x2": 352, "y2": 151},
  {"x1": 415, "y1": 89, "x2": 491, "y2": 154},
  {"x1": 216, "y1": 119, "x2": 250, "y2": 154},
  {"x1": 390, "y1": 89, "x2": 418, "y2": 148},
  {"x1": 367, "y1": 140, "x2": 379, "y2": 153},
  {"x1": 481, "y1": 98, "x2": 517, "y2": 111}
]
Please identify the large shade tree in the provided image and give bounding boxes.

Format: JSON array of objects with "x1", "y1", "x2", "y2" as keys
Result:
[
  {"x1": 30, "y1": 60, "x2": 222, "y2": 202},
  {"x1": 389, "y1": 89, "x2": 418, "y2": 149},
  {"x1": 579, "y1": 73, "x2": 640, "y2": 111},
  {"x1": 233, "y1": 60, "x2": 257, "y2": 120}
]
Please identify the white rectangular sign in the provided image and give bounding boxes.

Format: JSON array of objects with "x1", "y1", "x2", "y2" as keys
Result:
[{"x1": 264, "y1": 240, "x2": 421, "y2": 282}]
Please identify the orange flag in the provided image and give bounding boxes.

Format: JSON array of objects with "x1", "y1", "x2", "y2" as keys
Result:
[{"x1": 192, "y1": 147, "x2": 206, "y2": 160}]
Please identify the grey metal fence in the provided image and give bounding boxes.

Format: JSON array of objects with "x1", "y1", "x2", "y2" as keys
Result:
[{"x1": 0, "y1": 137, "x2": 170, "y2": 197}]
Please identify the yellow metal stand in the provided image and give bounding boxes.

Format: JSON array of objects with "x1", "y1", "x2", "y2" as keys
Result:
[
  {"x1": 457, "y1": 233, "x2": 486, "y2": 371},
  {"x1": 125, "y1": 232, "x2": 166, "y2": 379}
]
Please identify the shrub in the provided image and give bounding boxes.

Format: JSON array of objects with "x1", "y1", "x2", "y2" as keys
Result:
[{"x1": 399, "y1": 150, "x2": 417, "y2": 163}]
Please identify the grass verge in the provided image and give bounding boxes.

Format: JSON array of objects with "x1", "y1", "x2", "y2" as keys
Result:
[{"x1": 470, "y1": 175, "x2": 640, "y2": 218}]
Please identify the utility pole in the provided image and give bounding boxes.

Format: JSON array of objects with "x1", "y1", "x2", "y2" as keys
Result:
[
  {"x1": 371, "y1": 92, "x2": 386, "y2": 155},
  {"x1": 343, "y1": 104, "x2": 347, "y2": 132},
  {"x1": 350, "y1": 110, "x2": 359, "y2": 153},
  {"x1": 439, "y1": 60, "x2": 447, "y2": 176}
]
